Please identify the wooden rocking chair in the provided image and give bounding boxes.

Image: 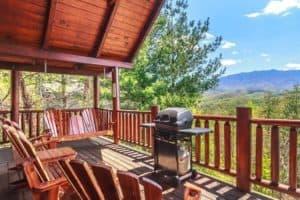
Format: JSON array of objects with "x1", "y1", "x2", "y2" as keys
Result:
[{"x1": 117, "y1": 170, "x2": 163, "y2": 200}]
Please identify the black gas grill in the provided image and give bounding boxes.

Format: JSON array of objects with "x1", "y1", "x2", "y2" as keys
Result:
[
  {"x1": 141, "y1": 107, "x2": 212, "y2": 185},
  {"x1": 153, "y1": 108, "x2": 195, "y2": 184}
]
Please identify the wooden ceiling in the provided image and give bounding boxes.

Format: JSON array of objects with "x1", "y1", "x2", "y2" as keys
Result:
[{"x1": 0, "y1": 0, "x2": 165, "y2": 75}]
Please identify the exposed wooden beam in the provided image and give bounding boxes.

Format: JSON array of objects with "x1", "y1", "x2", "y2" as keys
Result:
[
  {"x1": 93, "y1": 0, "x2": 120, "y2": 58},
  {"x1": 129, "y1": 0, "x2": 165, "y2": 60},
  {"x1": 0, "y1": 62, "x2": 104, "y2": 76},
  {"x1": 0, "y1": 43, "x2": 132, "y2": 68},
  {"x1": 43, "y1": 0, "x2": 57, "y2": 49}
]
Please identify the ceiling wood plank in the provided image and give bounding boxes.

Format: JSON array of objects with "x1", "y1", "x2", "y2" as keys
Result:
[
  {"x1": 0, "y1": 43, "x2": 132, "y2": 68},
  {"x1": 129, "y1": 0, "x2": 165, "y2": 61},
  {"x1": 93, "y1": 0, "x2": 120, "y2": 58},
  {"x1": 42, "y1": 0, "x2": 58, "y2": 49}
]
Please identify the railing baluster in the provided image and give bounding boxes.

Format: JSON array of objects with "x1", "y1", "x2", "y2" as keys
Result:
[
  {"x1": 147, "y1": 114, "x2": 151, "y2": 147},
  {"x1": 224, "y1": 121, "x2": 231, "y2": 172},
  {"x1": 2, "y1": 113, "x2": 8, "y2": 143},
  {"x1": 255, "y1": 124, "x2": 263, "y2": 181},
  {"x1": 137, "y1": 113, "x2": 141, "y2": 145},
  {"x1": 36, "y1": 112, "x2": 40, "y2": 136},
  {"x1": 289, "y1": 127, "x2": 297, "y2": 191},
  {"x1": 125, "y1": 113, "x2": 129, "y2": 142},
  {"x1": 271, "y1": 125, "x2": 279, "y2": 186},
  {"x1": 214, "y1": 120, "x2": 220, "y2": 168},
  {"x1": 134, "y1": 114, "x2": 137, "y2": 144},
  {"x1": 194, "y1": 118, "x2": 201, "y2": 163},
  {"x1": 21, "y1": 113, "x2": 25, "y2": 132},
  {"x1": 28, "y1": 112, "x2": 33, "y2": 138},
  {"x1": 204, "y1": 120, "x2": 209, "y2": 166},
  {"x1": 120, "y1": 112, "x2": 123, "y2": 140}
]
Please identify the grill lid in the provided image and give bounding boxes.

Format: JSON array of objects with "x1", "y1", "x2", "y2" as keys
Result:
[{"x1": 155, "y1": 107, "x2": 193, "y2": 129}]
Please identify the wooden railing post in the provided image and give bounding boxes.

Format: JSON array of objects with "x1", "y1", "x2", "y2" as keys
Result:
[
  {"x1": 112, "y1": 68, "x2": 120, "y2": 144},
  {"x1": 150, "y1": 106, "x2": 159, "y2": 155},
  {"x1": 236, "y1": 107, "x2": 252, "y2": 192},
  {"x1": 150, "y1": 105, "x2": 159, "y2": 122},
  {"x1": 11, "y1": 70, "x2": 20, "y2": 123}
]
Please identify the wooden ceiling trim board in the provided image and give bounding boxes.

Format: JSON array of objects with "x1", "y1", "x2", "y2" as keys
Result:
[
  {"x1": 0, "y1": 43, "x2": 132, "y2": 68},
  {"x1": 93, "y1": 0, "x2": 120, "y2": 58},
  {"x1": 0, "y1": 61, "x2": 103, "y2": 76},
  {"x1": 129, "y1": 0, "x2": 165, "y2": 60},
  {"x1": 43, "y1": 0, "x2": 58, "y2": 49}
]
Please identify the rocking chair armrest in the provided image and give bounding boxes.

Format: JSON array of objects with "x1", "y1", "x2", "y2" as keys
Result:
[
  {"x1": 33, "y1": 177, "x2": 68, "y2": 193},
  {"x1": 33, "y1": 139, "x2": 60, "y2": 149},
  {"x1": 30, "y1": 134, "x2": 51, "y2": 142}
]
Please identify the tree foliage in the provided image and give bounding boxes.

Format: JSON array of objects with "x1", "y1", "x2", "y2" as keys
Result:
[{"x1": 120, "y1": 0, "x2": 224, "y2": 110}]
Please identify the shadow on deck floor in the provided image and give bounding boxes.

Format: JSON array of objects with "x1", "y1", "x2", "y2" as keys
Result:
[{"x1": 0, "y1": 137, "x2": 270, "y2": 200}]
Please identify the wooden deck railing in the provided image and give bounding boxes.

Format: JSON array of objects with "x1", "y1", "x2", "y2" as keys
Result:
[
  {"x1": 0, "y1": 106, "x2": 299, "y2": 197},
  {"x1": 250, "y1": 118, "x2": 300, "y2": 197},
  {"x1": 192, "y1": 115, "x2": 237, "y2": 176}
]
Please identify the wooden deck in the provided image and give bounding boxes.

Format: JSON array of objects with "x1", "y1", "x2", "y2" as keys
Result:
[{"x1": 0, "y1": 137, "x2": 270, "y2": 200}]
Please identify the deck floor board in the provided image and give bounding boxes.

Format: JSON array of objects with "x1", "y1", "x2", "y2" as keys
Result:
[{"x1": 0, "y1": 137, "x2": 270, "y2": 200}]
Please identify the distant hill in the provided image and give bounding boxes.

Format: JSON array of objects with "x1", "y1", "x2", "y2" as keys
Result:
[{"x1": 216, "y1": 70, "x2": 300, "y2": 92}]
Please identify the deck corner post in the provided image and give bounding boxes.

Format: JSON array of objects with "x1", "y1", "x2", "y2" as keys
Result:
[
  {"x1": 236, "y1": 107, "x2": 252, "y2": 192},
  {"x1": 112, "y1": 67, "x2": 120, "y2": 144},
  {"x1": 11, "y1": 70, "x2": 20, "y2": 123}
]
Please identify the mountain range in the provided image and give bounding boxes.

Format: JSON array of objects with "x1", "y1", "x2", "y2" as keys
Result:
[{"x1": 216, "y1": 69, "x2": 300, "y2": 92}]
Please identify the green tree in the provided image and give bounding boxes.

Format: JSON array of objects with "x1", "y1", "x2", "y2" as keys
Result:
[{"x1": 120, "y1": 0, "x2": 224, "y2": 110}]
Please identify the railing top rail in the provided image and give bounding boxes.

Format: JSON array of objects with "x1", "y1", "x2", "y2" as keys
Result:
[
  {"x1": 193, "y1": 114, "x2": 236, "y2": 121},
  {"x1": 117, "y1": 110, "x2": 151, "y2": 114},
  {"x1": 251, "y1": 118, "x2": 300, "y2": 127}
]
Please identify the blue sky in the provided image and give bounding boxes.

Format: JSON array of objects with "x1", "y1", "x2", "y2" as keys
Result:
[{"x1": 187, "y1": 0, "x2": 300, "y2": 75}]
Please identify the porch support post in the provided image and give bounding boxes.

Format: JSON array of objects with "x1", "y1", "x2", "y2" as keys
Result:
[
  {"x1": 93, "y1": 75, "x2": 99, "y2": 109},
  {"x1": 112, "y1": 68, "x2": 120, "y2": 144},
  {"x1": 11, "y1": 70, "x2": 20, "y2": 123},
  {"x1": 236, "y1": 107, "x2": 252, "y2": 192}
]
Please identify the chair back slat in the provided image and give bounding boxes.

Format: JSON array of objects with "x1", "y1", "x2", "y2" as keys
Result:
[
  {"x1": 91, "y1": 163, "x2": 121, "y2": 200},
  {"x1": 44, "y1": 109, "x2": 64, "y2": 137},
  {"x1": 69, "y1": 114, "x2": 85, "y2": 135},
  {"x1": 117, "y1": 170, "x2": 141, "y2": 200},
  {"x1": 10, "y1": 126, "x2": 50, "y2": 182},
  {"x1": 69, "y1": 160, "x2": 104, "y2": 200},
  {"x1": 44, "y1": 110, "x2": 58, "y2": 137},
  {"x1": 82, "y1": 109, "x2": 97, "y2": 133},
  {"x1": 59, "y1": 159, "x2": 89, "y2": 200},
  {"x1": 142, "y1": 178, "x2": 163, "y2": 200},
  {"x1": 2, "y1": 124, "x2": 29, "y2": 159}
]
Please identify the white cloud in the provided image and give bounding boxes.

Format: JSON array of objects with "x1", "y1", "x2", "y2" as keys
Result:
[
  {"x1": 205, "y1": 33, "x2": 215, "y2": 40},
  {"x1": 245, "y1": 12, "x2": 262, "y2": 18},
  {"x1": 245, "y1": 0, "x2": 300, "y2": 18},
  {"x1": 232, "y1": 51, "x2": 239, "y2": 55},
  {"x1": 221, "y1": 41, "x2": 236, "y2": 49},
  {"x1": 284, "y1": 63, "x2": 300, "y2": 70},
  {"x1": 260, "y1": 53, "x2": 270, "y2": 57},
  {"x1": 221, "y1": 59, "x2": 241, "y2": 66}
]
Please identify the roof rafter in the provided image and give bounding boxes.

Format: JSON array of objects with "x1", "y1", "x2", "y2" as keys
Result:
[
  {"x1": 93, "y1": 0, "x2": 120, "y2": 58},
  {"x1": 0, "y1": 43, "x2": 132, "y2": 68},
  {"x1": 129, "y1": 0, "x2": 165, "y2": 60},
  {"x1": 42, "y1": 0, "x2": 58, "y2": 49}
]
